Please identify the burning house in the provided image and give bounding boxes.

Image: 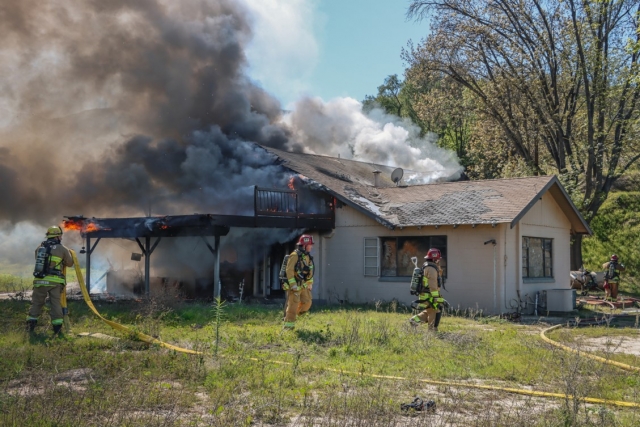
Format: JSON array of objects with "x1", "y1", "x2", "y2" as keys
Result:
[
  {"x1": 0, "y1": 1, "x2": 590, "y2": 314},
  {"x1": 64, "y1": 143, "x2": 591, "y2": 315}
]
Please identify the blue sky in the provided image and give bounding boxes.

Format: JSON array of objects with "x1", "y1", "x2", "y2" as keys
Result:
[{"x1": 244, "y1": 0, "x2": 429, "y2": 107}]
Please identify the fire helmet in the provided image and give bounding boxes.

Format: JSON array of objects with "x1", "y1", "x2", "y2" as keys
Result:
[
  {"x1": 611, "y1": 254, "x2": 619, "y2": 262},
  {"x1": 46, "y1": 226, "x2": 63, "y2": 238},
  {"x1": 424, "y1": 248, "x2": 441, "y2": 261},
  {"x1": 297, "y1": 234, "x2": 314, "y2": 246}
]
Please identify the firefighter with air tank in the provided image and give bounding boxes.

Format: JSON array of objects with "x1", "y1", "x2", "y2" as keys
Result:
[
  {"x1": 603, "y1": 254, "x2": 625, "y2": 301},
  {"x1": 27, "y1": 226, "x2": 74, "y2": 335},
  {"x1": 283, "y1": 234, "x2": 315, "y2": 329},
  {"x1": 409, "y1": 248, "x2": 445, "y2": 331}
]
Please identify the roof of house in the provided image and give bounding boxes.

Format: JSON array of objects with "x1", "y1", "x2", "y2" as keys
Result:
[{"x1": 263, "y1": 146, "x2": 592, "y2": 234}]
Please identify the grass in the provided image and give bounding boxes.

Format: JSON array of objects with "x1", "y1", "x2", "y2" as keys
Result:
[
  {"x1": 0, "y1": 274, "x2": 31, "y2": 293},
  {"x1": 2, "y1": 298, "x2": 640, "y2": 426}
]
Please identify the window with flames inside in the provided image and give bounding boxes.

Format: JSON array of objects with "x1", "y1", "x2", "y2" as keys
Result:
[{"x1": 364, "y1": 236, "x2": 447, "y2": 278}]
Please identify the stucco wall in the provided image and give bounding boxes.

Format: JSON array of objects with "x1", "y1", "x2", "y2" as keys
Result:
[
  {"x1": 515, "y1": 192, "x2": 572, "y2": 311},
  {"x1": 316, "y1": 192, "x2": 573, "y2": 314},
  {"x1": 319, "y1": 204, "x2": 504, "y2": 312}
]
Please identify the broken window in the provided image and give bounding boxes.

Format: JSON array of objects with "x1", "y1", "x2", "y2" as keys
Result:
[
  {"x1": 522, "y1": 237, "x2": 553, "y2": 279},
  {"x1": 378, "y1": 236, "x2": 447, "y2": 277}
]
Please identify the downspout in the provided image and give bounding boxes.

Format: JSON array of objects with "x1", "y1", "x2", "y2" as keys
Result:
[
  {"x1": 319, "y1": 229, "x2": 335, "y2": 301},
  {"x1": 484, "y1": 239, "x2": 497, "y2": 313},
  {"x1": 504, "y1": 224, "x2": 509, "y2": 310}
]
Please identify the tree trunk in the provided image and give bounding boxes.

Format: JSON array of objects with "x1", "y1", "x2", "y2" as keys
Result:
[{"x1": 570, "y1": 234, "x2": 583, "y2": 271}]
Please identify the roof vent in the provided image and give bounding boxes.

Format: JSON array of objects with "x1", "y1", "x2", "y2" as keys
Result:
[{"x1": 373, "y1": 170, "x2": 381, "y2": 187}]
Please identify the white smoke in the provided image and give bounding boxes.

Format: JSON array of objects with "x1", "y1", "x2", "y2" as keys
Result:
[
  {"x1": 242, "y1": 0, "x2": 319, "y2": 105},
  {"x1": 281, "y1": 96, "x2": 463, "y2": 183}
]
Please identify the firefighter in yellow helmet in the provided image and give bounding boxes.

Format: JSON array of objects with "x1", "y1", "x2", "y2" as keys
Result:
[
  {"x1": 283, "y1": 234, "x2": 315, "y2": 329},
  {"x1": 409, "y1": 248, "x2": 445, "y2": 331},
  {"x1": 27, "y1": 226, "x2": 74, "y2": 335}
]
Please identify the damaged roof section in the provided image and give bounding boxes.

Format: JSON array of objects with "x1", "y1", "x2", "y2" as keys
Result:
[{"x1": 262, "y1": 146, "x2": 591, "y2": 235}]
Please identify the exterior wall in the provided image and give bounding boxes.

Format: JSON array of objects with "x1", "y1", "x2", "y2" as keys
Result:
[
  {"x1": 319, "y1": 205, "x2": 504, "y2": 313},
  {"x1": 317, "y1": 192, "x2": 573, "y2": 314},
  {"x1": 515, "y1": 193, "x2": 572, "y2": 311}
]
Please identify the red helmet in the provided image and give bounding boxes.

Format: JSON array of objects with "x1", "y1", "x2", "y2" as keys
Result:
[
  {"x1": 611, "y1": 254, "x2": 619, "y2": 262},
  {"x1": 298, "y1": 234, "x2": 314, "y2": 246},
  {"x1": 424, "y1": 248, "x2": 441, "y2": 261}
]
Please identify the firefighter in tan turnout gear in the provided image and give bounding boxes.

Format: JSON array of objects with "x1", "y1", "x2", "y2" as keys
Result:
[
  {"x1": 409, "y1": 248, "x2": 445, "y2": 331},
  {"x1": 283, "y1": 235, "x2": 315, "y2": 329},
  {"x1": 27, "y1": 226, "x2": 74, "y2": 335}
]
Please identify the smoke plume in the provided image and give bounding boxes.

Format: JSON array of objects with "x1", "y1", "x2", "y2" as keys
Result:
[
  {"x1": 281, "y1": 96, "x2": 463, "y2": 183},
  {"x1": 0, "y1": 0, "x2": 291, "y2": 227},
  {"x1": 0, "y1": 0, "x2": 463, "y2": 283}
]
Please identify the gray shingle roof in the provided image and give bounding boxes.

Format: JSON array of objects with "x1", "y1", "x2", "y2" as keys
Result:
[{"x1": 262, "y1": 146, "x2": 591, "y2": 234}]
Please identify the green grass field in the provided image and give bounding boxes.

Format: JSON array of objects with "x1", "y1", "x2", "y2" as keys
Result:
[{"x1": 2, "y1": 297, "x2": 640, "y2": 426}]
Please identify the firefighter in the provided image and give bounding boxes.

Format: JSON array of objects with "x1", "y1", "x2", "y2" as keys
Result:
[
  {"x1": 409, "y1": 248, "x2": 445, "y2": 331},
  {"x1": 283, "y1": 234, "x2": 315, "y2": 329},
  {"x1": 602, "y1": 254, "x2": 625, "y2": 301},
  {"x1": 27, "y1": 226, "x2": 74, "y2": 335}
]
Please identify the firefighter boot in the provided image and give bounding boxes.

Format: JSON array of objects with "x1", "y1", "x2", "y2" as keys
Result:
[
  {"x1": 409, "y1": 316, "x2": 421, "y2": 328},
  {"x1": 26, "y1": 319, "x2": 37, "y2": 334},
  {"x1": 52, "y1": 324, "x2": 62, "y2": 336}
]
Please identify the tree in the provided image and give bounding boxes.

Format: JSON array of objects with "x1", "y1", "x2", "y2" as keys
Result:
[
  {"x1": 362, "y1": 74, "x2": 406, "y2": 117},
  {"x1": 406, "y1": 0, "x2": 640, "y2": 268},
  {"x1": 403, "y1": 67, "x2": 474, "y2": 165}
]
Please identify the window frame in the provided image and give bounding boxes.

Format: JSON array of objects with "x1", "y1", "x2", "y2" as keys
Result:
[
  {"x1": 363, "y1": 237, "x2": 379, "y2": 277},
  {"x1": 522, "y1": 236, "x2": 553, "y2": 279},
  {"x1": 378, "y1": 235, "x2": 447, "y2": 278}
]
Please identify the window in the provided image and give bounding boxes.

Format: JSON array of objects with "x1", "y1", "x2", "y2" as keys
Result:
[
  {"x1": 364, "y1": 238, "x2": 379, "y2": 276},
  {"x1": 379, "y1": 236, "x2": 447, "y2": 277},
  {"x1": 522, "y1": 237, "x2": 553, "y2": 278}
]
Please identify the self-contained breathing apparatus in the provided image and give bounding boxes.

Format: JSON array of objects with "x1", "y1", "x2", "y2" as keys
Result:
[
  {"x1": 605, "y1": 262, "x2": 620, "y2": 282},
  {"x1": 409, "y1": 256, "x2": 444, "y2": 310},
  {"x1": 409, "y1": 256, "x2": 424, "y2": 296},
  {"x1": 33, "y1": 241, "x2": 54, "y2": 279}
]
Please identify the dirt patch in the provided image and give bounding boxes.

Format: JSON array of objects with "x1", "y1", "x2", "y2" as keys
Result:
[{"x1": 578, "y1": 336, "x2": 640, "y2": 356}]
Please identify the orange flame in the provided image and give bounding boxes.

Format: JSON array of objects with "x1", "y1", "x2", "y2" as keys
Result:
[
  {"x1": 62, "y1": 220, "x2": 82, "y2": 231},
  {"x1": 288, "y1": 176, "x2": 296, "y2": 190},
  {"x1": 62, "y1": 219, "x2": 104, "y2": 233}
]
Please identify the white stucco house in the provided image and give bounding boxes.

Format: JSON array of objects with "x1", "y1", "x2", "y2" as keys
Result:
[{"x1": 260, "y1": 147, "x2": 592, "y2": 314}]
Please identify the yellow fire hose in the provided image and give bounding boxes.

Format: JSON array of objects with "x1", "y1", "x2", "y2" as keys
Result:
[
  {"x1": 242, "y1": 357, "x2": 640, "y2": 408},
  {"x1": 68, "y1": 249, "x2": 640, "y2": 408},
  {"x1": 61, "y1": 265, "x2": 73, "y2": 333},
  {"x1": 70, "y1": 250, "x2": 201, "y2": 355},
  {"x1": 540, "y1": 324, "x2": 640, "y2": 373}
]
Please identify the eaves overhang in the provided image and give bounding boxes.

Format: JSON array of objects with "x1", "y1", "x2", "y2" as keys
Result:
[{"x1": 509, "y1": 175, "x2": 592, "y2": 235}]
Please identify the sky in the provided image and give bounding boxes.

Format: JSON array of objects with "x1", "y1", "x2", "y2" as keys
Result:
[{"x1": 244, "y1": 0, "x2": 429, "y2": 108}]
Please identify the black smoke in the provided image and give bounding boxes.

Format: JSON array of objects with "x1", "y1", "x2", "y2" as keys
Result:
[{"x1": 0, "y1": 0, "x2": 299, "y2": 225}]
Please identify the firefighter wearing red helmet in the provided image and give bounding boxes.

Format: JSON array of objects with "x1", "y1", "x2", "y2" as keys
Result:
[
  {"x1": 27, "y1": 226, "x2": 74, "y2": 335},
  {"x1": 602, "y1": 254, "x2": 625, "y2": 301},
  {"x1": 409, "y1": 248, "x2": 445, "y2": 331},
  {"x1": 283, "y1": 234, "x2": 315, "y2": 329}
]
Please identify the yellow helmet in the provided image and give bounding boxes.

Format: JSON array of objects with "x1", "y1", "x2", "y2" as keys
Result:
[{"x1": 46, "y1": 226, "x2": 63, "y2": 238}]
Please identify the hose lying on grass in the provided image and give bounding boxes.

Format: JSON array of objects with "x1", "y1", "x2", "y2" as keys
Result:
[
  {"x1": 70, "y1": 250, "x2": 640, "y2": 408},
  {"x1": 540, "y1": 324, "x2": 640, "y2": 373},
  {"x1": 71, "y1": 249, "x2": 202, "y2": 355}
]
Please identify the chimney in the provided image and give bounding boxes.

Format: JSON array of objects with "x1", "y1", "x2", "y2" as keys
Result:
[{"x1": 373, "y1": 170, "x2": 381, "y2": 188}]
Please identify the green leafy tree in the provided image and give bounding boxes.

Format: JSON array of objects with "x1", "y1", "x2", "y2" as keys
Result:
[{"x1": 407, "y1": 0, "x2": 640, "y2": 267}]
